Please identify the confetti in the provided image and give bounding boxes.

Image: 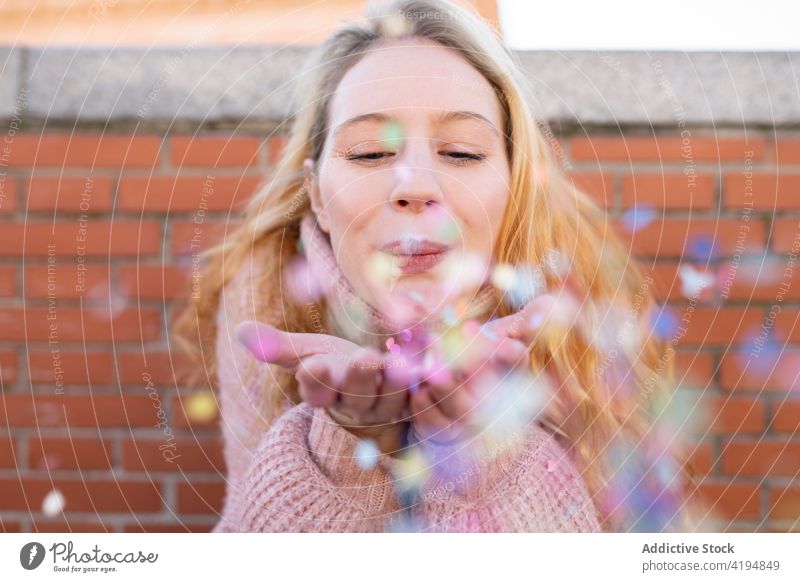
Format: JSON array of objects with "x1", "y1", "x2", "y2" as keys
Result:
[
  {"x1": 620, "y1": 204, "x2": 657, "y2": 233},
  {"x1": 42, "y1": 489, "x2": 66, "y2": 517},
  {"x1": 185, "y1": 391, "x2": 218, "y2": 423},
  {"x1": 381, "y1": 120, "x2": 404, "y2": 149},
  {"x1": 677, "y1": 264, "x2": 715, "y2": 299},
  {"x1": 687, "y1": 233, "x2": 717, "y2": 261},
  {"x1": 649, "y1": 305, "x2": 680, "y2": 341},
  {"x1": 355, "y1": 438, "x2": 382, "y2": 470},
  {"x1": 490, "y1": 263, "x2": 544, "y2": 310},
  {"x1": 391, "y1": 446, "x2": 432, "y2": 495}
]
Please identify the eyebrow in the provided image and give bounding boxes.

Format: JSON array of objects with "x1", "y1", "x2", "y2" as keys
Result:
[{"x1": 331, "y1": 110, "x2": 500, "y2": 141}]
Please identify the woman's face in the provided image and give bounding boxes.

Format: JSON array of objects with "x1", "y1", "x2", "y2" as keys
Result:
[{"x1": 306, "y1": 36, "x2": 511, "y2": 328}]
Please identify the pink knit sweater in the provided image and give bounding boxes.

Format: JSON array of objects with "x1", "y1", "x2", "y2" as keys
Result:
[{"x1": 211, "y1": 215, "x2": 601, "y2": 532}]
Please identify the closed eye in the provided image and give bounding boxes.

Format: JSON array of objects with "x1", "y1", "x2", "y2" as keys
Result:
[{"x1": 345, "y1": 151, "x2": 486, "y2": 165}]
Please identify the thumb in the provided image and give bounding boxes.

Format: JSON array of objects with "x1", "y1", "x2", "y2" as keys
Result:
[{"x1": 235, "y1": 320, "x2": 356, "y2": 372}]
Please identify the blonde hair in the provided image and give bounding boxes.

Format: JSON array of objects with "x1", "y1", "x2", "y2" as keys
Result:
[{"x1": 174, "y1": 0, "x2": 698, "y2": 531}]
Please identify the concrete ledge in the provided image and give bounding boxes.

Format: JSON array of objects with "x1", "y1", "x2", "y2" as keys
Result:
[
  {"x1": 1, "y1": 46, "x2": 798, "y2": 128},
  {"x1": 0, "y1": 48, "x2": 22, "y2": 121}
]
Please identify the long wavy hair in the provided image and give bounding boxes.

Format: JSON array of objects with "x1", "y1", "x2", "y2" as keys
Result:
[{"x1": 174, "y1": 0, "x2": 699, "y2": 532}]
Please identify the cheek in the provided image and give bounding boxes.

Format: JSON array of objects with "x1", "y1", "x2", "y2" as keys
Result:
[
  {"x1": 458, "y1": 172, "x2": 510, "y2": 250},
  {"x1": 319, "y1": 163, "x2": 387, "y2": 229}
]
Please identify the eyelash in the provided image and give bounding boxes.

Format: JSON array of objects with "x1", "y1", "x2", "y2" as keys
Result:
[{"x1": 344, "y1": 151, "x2": 486, "y2": 166}]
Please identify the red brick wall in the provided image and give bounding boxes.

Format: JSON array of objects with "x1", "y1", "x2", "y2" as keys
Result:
[{"x1": 0, "y1": 129, "x2": 798, "y2": 532}]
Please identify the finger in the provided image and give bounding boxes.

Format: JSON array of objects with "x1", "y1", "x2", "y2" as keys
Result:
[
  {"x1": 492, "y1": 336, "x2": 530, "y2": 372},
  {"x1": 295, "y1": 355, "x2": 343, "y2": 408},
  {"x1": 410, "y1": 389, "x2": 463, "y2": 444},
  {"x1": 482, "y1": 269, "x2": 584, "y2": 345},
  {"x1": 371, "y1": 353, "x2": 412, "y2": 423},
  {"x1": 427, "y1": 380, "x2": 475, "y2": 424},
  {"x1": 338, "y1": 347, "x2": 383, "y2": 416},
  {"x1": 236, "y1": 320, "x2": 355, "y2": 372}
]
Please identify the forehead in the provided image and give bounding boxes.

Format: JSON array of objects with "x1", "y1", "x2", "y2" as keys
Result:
[{"x1": 328, "y1": 37, "x2": 503, "y2": 132}]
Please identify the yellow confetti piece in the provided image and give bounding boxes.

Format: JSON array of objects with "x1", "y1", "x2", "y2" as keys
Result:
[
  {"x1": 185, "y1": 391, "x2": 218, "y2": 423},
  {"x1": 391, "y1": 446, "x2": 432, "y2": 494}
]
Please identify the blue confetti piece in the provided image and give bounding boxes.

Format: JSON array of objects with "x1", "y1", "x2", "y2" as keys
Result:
[
  {"x1": 650, "y1": 306, "x2": 680, "y2": 341},
  {"x1": 620, "y1": 204, "x2": 657, "y2": 233},
  {"x1": 688, "y1": 233, "x2": 718, "y2": 262}
]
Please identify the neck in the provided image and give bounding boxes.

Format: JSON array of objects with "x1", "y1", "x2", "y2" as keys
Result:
[{"x1": 298, "y1": 213, "x2": 499, "y2": 350}]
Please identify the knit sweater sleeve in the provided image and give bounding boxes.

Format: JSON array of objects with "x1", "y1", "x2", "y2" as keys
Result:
[
  {"x1": 225, "y1": 402, "x2": 404, "y2": 532},
  {"x1": 211, "y1": 252, "x2": 294, "y2": 532},
  {"x1": 411, "y1": 424, "x2": 602, "y2": 532}
]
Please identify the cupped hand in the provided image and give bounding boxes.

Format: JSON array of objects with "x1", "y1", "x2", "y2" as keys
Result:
[
  {"x1": 410, "y1": 271, "x2": 583, "y2": 446},
  {"x1": 235, "y1": 321, "x2": 413, "y2": 454}
]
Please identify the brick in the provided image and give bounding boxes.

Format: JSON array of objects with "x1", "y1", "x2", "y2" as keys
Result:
[
  {"x1": 7, "y1": 134, "x2": 161, "y2": 168},
  {"x1": 716, "y1": 257, "x2": 800, "y2": 302},
  {"x1": 28, "y1": 437, "x2": 112, "y2": 470},
  {"x1": 0, "y1": 351, "x2": 17, "y2": 387},
  {"x1": 176, "y1": 480, "x2": 224, "y2": 514},
  {"x1": 721, "y1": 440, "x2": 800, "y2": 476},
  {"x1": 676, "y1": 308, "x2": 762, "y2": 347},
  {"x1": 0, "y1": 519, "x2": 21, "y2": 532},
  {"x1": 170, "y1": 136, "x2": 261, "y2": 168},
  {"x1": 724, "y1": 173, "x2": 800, "y2": 210},
  {"x1": 691, "y1": 482, "x2": 760, "y2": 520},
  {"x1": 118, "y1": 264, "x2": 190, "y2": 300},
  {"x1": 0, "y1": 307, "x2": 161, "y2": 342},
  {"x1": 771, "y1": 218, "x2": 800, "y2": 253},
  {"x1": 673, "y1": 351, "x2": 714, "y2": 388},
  {"x1": 617, "y1": 218, "x2": 766, "y2": 258},
  {"x1": 622, "y1": 173, "x2": 715, "y2": 210},
  {"x1": 688, "y1": 442, "x2": 713, "y2": 475},
  {"x1": 775, "y1": 139, "x2": 800, "y2": 164},
  {"x1": 28, "y1": 350, "x2": 115, "y2": 386},
  {"x1": 772, "y1": 308, "x2": 799, "y2": 343},
  {"x1": 31, "y1": 518, "x2": 112, "y2": 533},
  {"x1": 0, "y1": 175, "x2": 18, "y2": 213},
  {"x1": 24, "y1": 264, "x2": 111, "y2": 299},
  {"x1": 123, "y1": 437, "x2": 224, "y2": 473},
  {"x1": 26, "y1": 176, "x2": 114, "y2": 213},
  {"x1": 701, "y1": 395, "x2": 764, "y2": 434},
  {"x1": 0, "y1": 265, "x2": 15, "y2": 296},
  {"x1": 123, "y1": 521, "x2": 211, "y2": 533},
  {"x1": 0, "y1": 478, "x2": 162, "y2": 512},
  {"x1": 720, "y1": 350, "x2": 800, "y2": 391},
  {"x1": 170, "y1": 219, "x2": 241, "y2": 256},
  {"x1": 772, "y1": 399, "x2": 800, "y2": 433},
  {"x1": 118, "y1": 176, "x2": 261, "y2": 213},
  {"x1": 267, "y1": 135, "x2": 288, "y2": 166},
  {"x1": 118, "y1": 349, "x2": 191, "y2": 386},
  {"x1": 567, "y1": 172, "x2": 613, "y2": 208},
  {"x1": 0, "y1": 220, "x2": 161, "y2": 257},
  {"x1": 768, "y1": 485, "x2": 800, "y2": 520},
  {"x1": 0, "y1": 395, "x2": 164, "y2": 428},
  {"x1": 644, "y1": 263, "x2": 717, "y2": 304},
  {"x1": 0, "y1": 432, "x2": 17, "y2": 468},
  {"x1": 571, "y1": 135, "x2": 764, "y2": 163}
]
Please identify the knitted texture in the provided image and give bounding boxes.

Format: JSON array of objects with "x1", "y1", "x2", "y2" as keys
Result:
[{"x1": 212, "y1": 213, "x2": 601, "y2": 532}]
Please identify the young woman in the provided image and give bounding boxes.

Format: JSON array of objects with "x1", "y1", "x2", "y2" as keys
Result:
[{"x1": 175, "y1": 0, "x2": 699, "y2": 533}]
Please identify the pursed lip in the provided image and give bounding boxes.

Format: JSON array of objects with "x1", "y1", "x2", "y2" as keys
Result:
[
  {"x1": 379, "y1": 238, "x2": 451, "y2": 275},
  {"x1": 379, "y1": 238, "x2": 451, "y2": 256}
]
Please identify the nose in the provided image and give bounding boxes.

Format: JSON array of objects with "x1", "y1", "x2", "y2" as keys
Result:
[{"x1": 389, "y1": 158, "x2": 443, "y2": 213}]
